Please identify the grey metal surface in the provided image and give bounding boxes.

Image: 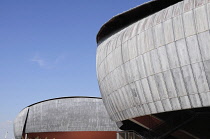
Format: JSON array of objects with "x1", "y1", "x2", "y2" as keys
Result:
[
  {"x1": 13, "y1": 107, "x2": 29, "y2": 139},
  {"x1": 96, "y1": 0, "x2": 210, "y2": 122},
  {"x1": 13, "y1": 97, "x2": 118, "y2": 139},
  {"x1": 96, "y1": 0, "x2": 183, "y2": 43}
]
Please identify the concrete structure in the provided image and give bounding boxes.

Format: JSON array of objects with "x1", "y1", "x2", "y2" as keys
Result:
[
  {"x1": 14, "y1": 97, "x2": 118, "y2": 139},
  {"x1": 96, "y1": 0, "x2": 210, "y2": 138}
]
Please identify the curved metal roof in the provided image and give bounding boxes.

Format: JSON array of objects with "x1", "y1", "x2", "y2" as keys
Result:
[
  {"x1": 27, "y1": 96, "x2": 101, "y2": 107},
  {"x1": 96, "y1": 0, "x2": 183, "y2": 44},
  {"x1": 14, "y1": 96, "x2": 118, "y2": 139}
]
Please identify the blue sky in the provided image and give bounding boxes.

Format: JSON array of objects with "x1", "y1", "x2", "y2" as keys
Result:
[{"x1": 0, "y1": 0, "x2": 147, "y2": 138}]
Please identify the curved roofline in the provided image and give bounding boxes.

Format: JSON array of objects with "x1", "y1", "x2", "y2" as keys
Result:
[
  {"x1": 96, "y1": 0, "x2": 183, "y2": 44},
  {"x1": 26, "y1": 96, "x2": 102, "y2": 108}
]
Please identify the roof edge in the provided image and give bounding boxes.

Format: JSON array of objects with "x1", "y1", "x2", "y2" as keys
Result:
[
  {"x1": 96, "y1": 0, "x2": 183, "y2": 44},
  {"x1": 27, "y1": 96, "x2": 102, "y2": 107}
]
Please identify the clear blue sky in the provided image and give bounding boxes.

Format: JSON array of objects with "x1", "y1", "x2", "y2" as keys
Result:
[{"x1": 0, "y1": 0, "x2": 147, "y2": 138}]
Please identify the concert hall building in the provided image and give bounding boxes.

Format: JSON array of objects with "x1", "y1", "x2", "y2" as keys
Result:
[
  {"x1": 14, "y1": 97, "x2": 118, "y2": 139},
  {"x1": 96, "y1": 0, "x2": 210, "y2": 138}
]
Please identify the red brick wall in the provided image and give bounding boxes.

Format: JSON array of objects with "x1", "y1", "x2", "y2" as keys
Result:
[{"x1": 26, "y1": 131, "x2": 117, "y2": 139}]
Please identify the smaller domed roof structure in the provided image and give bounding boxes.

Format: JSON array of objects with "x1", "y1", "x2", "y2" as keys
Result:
[{"x1": 14, "y1": 96, "x2": 118, "y2": 139}]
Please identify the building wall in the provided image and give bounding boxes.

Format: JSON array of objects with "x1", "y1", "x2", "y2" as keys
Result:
[
  {"x1": 96, "y1": 0, "x2": 210, "y2": 122},
  {"x1": 26, "y1": 131, "x2": 117, "y2": 139}
]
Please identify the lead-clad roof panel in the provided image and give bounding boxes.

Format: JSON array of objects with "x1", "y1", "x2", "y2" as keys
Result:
[
  {"x1": 13, "y1": 107, "x2": 29, "y2": 139},
  {"x1": 13, "y1": 97, "x2": 118, "y2": 138},
  {"x1": 96, "y1": 0, "x2": 183, "y2": 44}
]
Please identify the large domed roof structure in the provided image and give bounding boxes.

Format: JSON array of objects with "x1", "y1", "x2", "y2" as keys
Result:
[{"x1": 96, "y1": 0, "x2": 210, "y2": 138}]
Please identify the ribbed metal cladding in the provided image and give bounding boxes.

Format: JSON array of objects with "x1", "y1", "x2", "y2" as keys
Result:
[
  {"x1": 13, "y1": 97, "x2": 118, "y2": 139},
  {"x1": 13, "y1": 107, "x2": 29, "y2": 139},
  {"x1": 96, "y1": 0, "x2": 210, "y2": 122}
]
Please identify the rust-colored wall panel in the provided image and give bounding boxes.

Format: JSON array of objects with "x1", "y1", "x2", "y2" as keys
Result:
[
  {"x1": 133, "y1": 115, "x2": 195, "y2": 138},
  {"x1": 133, "y1": 115, "x2": 161, "y2": 129},
  {"x1": 27, "y1": 131, "x2": 117, "y2": 139}
]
